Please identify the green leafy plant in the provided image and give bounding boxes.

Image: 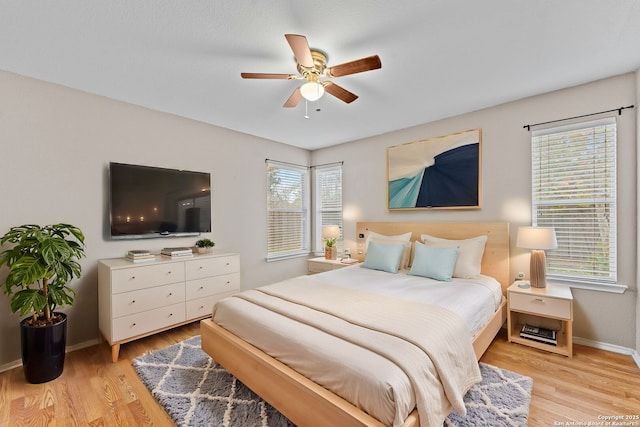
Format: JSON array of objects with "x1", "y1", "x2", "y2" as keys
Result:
[
  {"x1": 195, "y1": 238, "x2": 215, "y2": 248},
  {"x1": 0, "y1": 224, "x2": 86, "y2": 325},
  {"x1": 323, "y1": 237, "x2": 337, "y2": 248}
]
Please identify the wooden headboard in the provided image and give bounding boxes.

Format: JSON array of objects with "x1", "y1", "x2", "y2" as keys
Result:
[{"x1": 354, "y1": 222, "x2": 510, "y2": 293}]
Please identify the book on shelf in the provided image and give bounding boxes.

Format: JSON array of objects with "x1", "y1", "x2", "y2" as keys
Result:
[
  {"x1": 161, "y1": 247, "x2": 193, "y2": 256},
  {"x1": 128, "y1": 249, "x2": 151, "y2": 256},
  {"x1": 520, "y1": 324, "x2": 557, "y2": 345},
  {"x1": 126, "y1": 254, "x2": 155, "y2": 263},
  {"x1": 126, "y1": 250, "x2": 155, "y2": 263},
  {"x1": 161, "y1": 247, "x2": 193, "y2": 258}
]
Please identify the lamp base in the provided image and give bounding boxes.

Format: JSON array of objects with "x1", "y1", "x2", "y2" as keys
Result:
[{"x1": 530, "y1": 249, "x2": 547, "y2": 288}]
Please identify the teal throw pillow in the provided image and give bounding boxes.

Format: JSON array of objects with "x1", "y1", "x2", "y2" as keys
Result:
[
  {"x1": 409, "y1": 242, "x2": 459, "y2": 281},
  {"x1": 362, "y1": 241, "x2": 405, "y2": 273}
]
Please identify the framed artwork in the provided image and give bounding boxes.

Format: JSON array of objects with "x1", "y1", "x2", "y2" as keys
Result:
[{"x1": 387, "y1": 129, "x2": 481, "y2": 210}]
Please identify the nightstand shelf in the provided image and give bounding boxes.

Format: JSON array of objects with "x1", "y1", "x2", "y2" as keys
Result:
[
  {"x1": 307, "y1": 257, "x2": 358, "y2": 274},
  {"x1": 507, "y1": 282, "x2": 573, "y2": 357}
]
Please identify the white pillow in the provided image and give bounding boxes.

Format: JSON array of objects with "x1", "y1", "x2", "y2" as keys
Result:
[
  {"x1": 366, "y1": 231, "x2": 412, "y2": 269},
  {"x1": 420, "y1": 234, "x2": 488, "y2": 278}
]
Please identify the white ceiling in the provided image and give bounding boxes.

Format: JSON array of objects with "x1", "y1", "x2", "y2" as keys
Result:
[{"x1": 2, "y1": 1, "x2": 640, "y2": 150}]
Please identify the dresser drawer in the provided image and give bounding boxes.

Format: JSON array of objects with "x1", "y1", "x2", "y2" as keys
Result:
[
  {"x1": 509, "y1": 292, "x2": 572, "y2": 320},
  {"x1": 185, "y1": 291, "x2": 236, "y2": 319},
  {"x1": 111, "y1": 263, "x2": 185, "y2": 294},
  {"x1": 112, "y1": 303, "x2": 186, "y2": 342},
  {"x1": 111, "y1": 282, "x2": 185, "y2": 318},
  {"x1": 185, "y1": 273, "x2": 240, "y2": 300},
  {"x1": 186, "y1": 255, "x2": 240, "y2": 280}
]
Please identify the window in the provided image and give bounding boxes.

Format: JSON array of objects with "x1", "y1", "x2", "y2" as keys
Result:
[
  {"x1": 314, "y1": 163, "x2": 343, "y2": 253},
  {"x1": 266, "y1": 160, "x2": 310, "y2": 261},
  {"x1": 531, "y1": 117, "x2": 616, "y2": 285}
]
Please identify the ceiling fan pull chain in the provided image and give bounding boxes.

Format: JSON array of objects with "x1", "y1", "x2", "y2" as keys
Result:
[{"x1": 304, "y1": 99, "x2": 310, "y2": 119}]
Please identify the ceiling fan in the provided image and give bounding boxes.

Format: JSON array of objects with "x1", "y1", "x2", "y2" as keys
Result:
[{"x1": 241, "y1": 34, "x2": 382, "y2": 108}]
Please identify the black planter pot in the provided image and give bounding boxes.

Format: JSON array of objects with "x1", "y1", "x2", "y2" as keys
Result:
[{"x1": 20, "y1": 312, "x2": 67, "y2": 384}]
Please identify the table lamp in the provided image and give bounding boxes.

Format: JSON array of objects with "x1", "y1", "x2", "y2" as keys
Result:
[{"x1": 516, "y1": 226, "x2": 557, "y2": 288}]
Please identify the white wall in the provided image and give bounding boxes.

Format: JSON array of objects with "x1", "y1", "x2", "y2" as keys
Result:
[
  {"x1": 312, "y1": 73, "x2": 638, "y2": 349},
  {"x1": 0, "y1": 70, "x2": 310, "y2": 367}
]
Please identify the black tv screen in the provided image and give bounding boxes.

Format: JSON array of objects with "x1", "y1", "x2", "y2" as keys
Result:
[{"x1": 109, "y1": 162, "x2": 211, "y2": 239}]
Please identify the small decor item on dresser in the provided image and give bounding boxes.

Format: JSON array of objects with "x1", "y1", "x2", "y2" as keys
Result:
[
  {"x1": 322, "y1": 225, "x2": 340, "y2": 260},
  {"x1": 195, "y1": 238, "x2": 215, "y2": 254},
  {"x1": 161, "y1": 247, "x2": 194, "y2": 258},
  {"x1": 126, "y1": 250, "x2": 155, "y2": 263}
]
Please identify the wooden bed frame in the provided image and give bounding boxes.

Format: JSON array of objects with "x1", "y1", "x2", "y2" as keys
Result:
[{"x1": 201, "y1": 222, "x2": 510, "y2": 427}]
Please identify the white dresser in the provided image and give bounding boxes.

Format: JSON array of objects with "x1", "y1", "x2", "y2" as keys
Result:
[{"x1": 98, "y1": 252, "x2": 240, "y2": 362}]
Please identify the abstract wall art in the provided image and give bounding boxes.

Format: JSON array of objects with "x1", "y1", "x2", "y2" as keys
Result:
[{"x1": 387, "y1": 129, "x2": 481, "y2": 210}]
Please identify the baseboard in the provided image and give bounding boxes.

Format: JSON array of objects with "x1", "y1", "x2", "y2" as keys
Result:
[
  {"x1": 0, "y1": 360, "x2": 22, "y2": 374},
  {"x1": 632, "y1": 350, "x2": 640, "y2": 369},
  {"x1": 573, "y1": 336, "x2": 640, "y2": 368},
  {"x1": 0, "y1": 338, "x2": 101, "y2": 374}
]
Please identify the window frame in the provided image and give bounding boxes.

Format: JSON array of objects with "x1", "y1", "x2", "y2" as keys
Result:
[
  {"x1": 313, "y1": 163, "x2": 343, "y2": 254},
  {"x1": 530, "y1": 117, "x2": 618, "y2": 288},
  {"x1": 266, "y1": 160, "x2": 310, "y2": 261}
]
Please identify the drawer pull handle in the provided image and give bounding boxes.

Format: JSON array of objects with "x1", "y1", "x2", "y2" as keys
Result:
[
  {"x1": 226, "y1": 262, "x2": 230, "y2": 266},
  {"x1": 130, "y1": 276, "x2": 136, "y2": 280},
  {"x1": 199, "y1": 266, "x2": 204, "y2": 270},
  {"x1": 168, "y1": 293, "x2": 173, "y2": 296},
  {"x1": 132, "y1": 323, "x2": 136, "y2": 327},
  {"x1": 226, "y1": 281, "x2": 230, "y2": 285},
  {"x1": 534, "y1": 298, "x2": 545, "y2": 302},
  {"x1": 131, "y1": 300, "x2": 136, "y2": 304},
  {"x1": 168, "y1": 313, "x2": 173, "y2": 317},
  {"x1": 199, "y1": 286, "x2": 204, "y2": 290},
  {"x1": 200, "y1": 305, "x2": 204, "y2": 309}
]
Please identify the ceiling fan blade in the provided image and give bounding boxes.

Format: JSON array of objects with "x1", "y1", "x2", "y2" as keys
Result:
[
  {"x1": 324, "y1": 82, "x2": 358, "y2": 104},
  {"x1": 283, "y1": 88, "x2": 303, "y2": 108},
  {"x1": 240, "y1": 72, "x2": 296, "y2": 79},
  {"x1": 285, "y1": 34, "x2": 314, "y2": 68},
  {"x1": 327, "y1": 55, "x2": 382, "y2": 77}
]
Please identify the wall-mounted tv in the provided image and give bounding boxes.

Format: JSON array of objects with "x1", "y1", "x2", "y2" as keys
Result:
[{"x1": 109, "y1": 162, "x2": 211, "y2": 240}]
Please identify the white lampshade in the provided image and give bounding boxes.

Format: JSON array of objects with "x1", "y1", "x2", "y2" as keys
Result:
[
  {"x1": 322, "y1": 225, "x2": 340, "y2": 239},
  {"x1": 300, "y1": 81, "x2": 325, "y2": 102},
  {"x1": 516, "y1": 227, "x2": 557, "y2": 250}
]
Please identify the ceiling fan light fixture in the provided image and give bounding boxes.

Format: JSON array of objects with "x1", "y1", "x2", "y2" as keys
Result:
[{"x1": 300, "y1": 81, "x2": 324, "y2": 101}]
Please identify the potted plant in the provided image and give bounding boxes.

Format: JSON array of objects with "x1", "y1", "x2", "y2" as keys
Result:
[
  {"x1": 322, "y1": 225, "x2": 340, "y2": 260},
  {"x1": 324, "y1": 238, "x2": 338, "y2": 260},
  {"x1": 195, "y1": 238, "x2": 215, "y2": 254},
  {"x1": 0, "y1": 223, "x2": 86, "y2": 383}
]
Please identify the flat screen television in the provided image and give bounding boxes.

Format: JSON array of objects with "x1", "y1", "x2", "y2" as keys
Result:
[{"x1": 108, "y1": 162, "x2": 211, "y2": 240}]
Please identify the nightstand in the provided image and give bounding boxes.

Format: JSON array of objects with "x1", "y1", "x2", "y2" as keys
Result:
[
  {"x1": 507, "y1": 281, "x2": 573, "y2": 357},
  {"x1": 307, "y1": 257, "x2": 358, "y2": 274}
]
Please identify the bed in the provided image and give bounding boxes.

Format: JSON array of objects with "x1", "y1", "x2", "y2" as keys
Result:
[{"x1": 201, "y1": 222, "x2": 510, "y2": 427}]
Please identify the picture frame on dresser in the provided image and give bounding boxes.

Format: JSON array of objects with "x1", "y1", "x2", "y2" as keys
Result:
[{"x1": 98, "y1": 252, "x2": 240, "y2": 362}]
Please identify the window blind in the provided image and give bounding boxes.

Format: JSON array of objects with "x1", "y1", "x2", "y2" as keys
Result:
[
  {"x1": 531, "y1": 117, "x2": 617, "y2": 284},
  {"x1": 314, "y1": 164, "x2": 343, "y2": 252},
  {"x1": 266, "y1": 160, "x2": 310, "y2": 260}
]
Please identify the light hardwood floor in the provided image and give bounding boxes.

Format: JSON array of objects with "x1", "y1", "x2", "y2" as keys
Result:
[{"x1": 1, "y1": 323, "x2": 639, "y2": 426}]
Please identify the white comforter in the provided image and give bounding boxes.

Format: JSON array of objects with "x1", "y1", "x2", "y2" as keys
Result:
[{"x1": 212, "y1": 265, "x2": 502, "y2": 427}]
